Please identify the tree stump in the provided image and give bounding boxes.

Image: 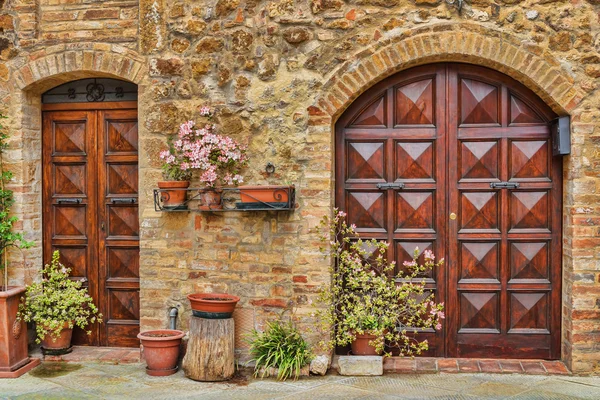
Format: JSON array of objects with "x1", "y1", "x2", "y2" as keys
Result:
[{"x1": 182, "y1": 316, "x2": 235, "y2": 381}]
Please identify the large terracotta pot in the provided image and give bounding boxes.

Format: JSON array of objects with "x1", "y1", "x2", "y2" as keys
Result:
[
  {"x1": 41, "y1": 321, "x2": 73, "y2": 352},
  {"x1": 351, "y1": 332, "x2": 381, "y2": 356},
  {"x1": 187, "y1": 293, "x2": 240, "y2": 319},
  {"x1": 138, "y1": 329, "x2": 185, "y2": 377},
  {"x1": 198, "y1": 188, "x2": 222, "y2": 211},
  {"x1": 158, "y1": 181, "x2": 190, "y2": 210},
  {"x1": 0, "y1": 286, "x2": 37, "y2": 378},
  {"x1": 238, "y1": 185, "x2": 291, "y2": 204}
]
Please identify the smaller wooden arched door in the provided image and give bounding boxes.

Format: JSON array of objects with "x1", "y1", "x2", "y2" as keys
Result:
[
  {"x1": 42, "y1": 79, "x2": 140, "y2": 347},
  {"x1": 336, "y1": 64, "x2": 562, "y2": 359}
]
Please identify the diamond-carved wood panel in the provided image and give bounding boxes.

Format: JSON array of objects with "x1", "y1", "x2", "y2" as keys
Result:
[
  {"x1": 460, "y1": 191, "x2": 499, "y2": 231},
  {"x1": 509, "y1": 292, "x2": 548, "y2": 333},
  {"x1": 108, "y1": 290, "x2": 140, "y2": 321},
  {"x1": 54, "y1": 164, "x2": 86, "y2": 195},
  {"x1": 395, "y1": 79, "x2": 435, "y2": 125},
  {"x1": 510, "y1": 191, "x2": 549, "y2": 230},
  {"x1": 396, "y1": 191, "x2": 434, "y2": 232},
  {"x1": 510, "y1": 140, "x2": 549, "y2": 180},
  {"x1": 107, "y1": 120, "x2": 138, "y2": 153},
  {"x1": 510, "y1": 242, "x2": 549, "y2": 281},
  {"x1": 460, "y1": 78, "x2": 499, "y2": 125},
  {"x1": 107, "y1": 163, "x2": 138, "y2": 195},
  {"x1": 108, "y1": 247, "x2": 140, "y2": 279},
  {"x1": 53, "y1": 122, "x2": 86, "y2": 154},
  {"x1": 460, "y1": 141, "x2": 498, "y2": 180},
  {"x1": 53, "y1": 206, "x2": 86, "y2": 238},
  {"x1": 349, "y1": 95, "x2": 386, "y2": 128},
  {"x1": 53, "y1": 246, "x2": 87, "y2": 280},
  {"x1": 509, "y1": 95, "x2": 544, "y2": 125},
  {"x1": 459, "y1": 242, "x2": 499, "y2": 281},
  {"x1": 396, "y1": 141, "x2": 434, "y2": 181},
  {"x1": 346, "y1": 142, "x2": 385, "y2": 181},
  {"x1": 108, "y1": 206, "x2": 139, "y2": 237},
  {"x1": 396, "y1": 241, "x2": 434, "y2": 279},
  {"x1": 459, "y1": 292, "x2": 499, "y2": 332},
  {"x1": 347, "y1": 192, "x2": 386, "y2": 232}
]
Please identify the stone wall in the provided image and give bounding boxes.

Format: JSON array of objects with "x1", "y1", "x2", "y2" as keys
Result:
[{"x1": 1, "y1": 0, "x2": 600, "y2": 373}]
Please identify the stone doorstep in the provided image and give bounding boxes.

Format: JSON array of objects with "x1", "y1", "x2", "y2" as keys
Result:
[{"x1": 30, "y1": 345, "x2": 141, "y2": 364}]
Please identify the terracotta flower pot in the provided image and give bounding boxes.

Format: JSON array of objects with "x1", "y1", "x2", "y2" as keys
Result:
[
  {"x1": 198, "y1": 188, "x2": 223, "y2": 211},
  {"x1": 0, "y1": 287, "x2": 31, "y2": 376},
  {"x1": 41, "y1": 321, "x2": 73, "y2": 351},
  {"x1": 158, "y1": 181, "x2": 190, "y2": 210},
  {"x1": 239, "y1": 185, "x2": 291, "y2": 204},
  {"x1": 138, "y1": 329, "x2": 185, "y2": 377},
  {"x1": 351, "y1": 332, "x2": 381, "y2": 356},
  {"x1": 187, "y1": 293, "x2": 240, "y2": 319}
]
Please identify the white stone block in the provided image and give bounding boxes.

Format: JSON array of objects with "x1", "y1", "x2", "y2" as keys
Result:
[{"x1": 338, "y1": 356, "x2": 383, "y2": 376}]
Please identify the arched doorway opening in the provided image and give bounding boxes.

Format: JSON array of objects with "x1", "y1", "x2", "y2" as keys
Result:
[
  {"x1": 42, "y1": 78, "x2": 140, "y2": 347},
  {"x1": 335, "y1": 63, "x2": 562, "y2": 359}
]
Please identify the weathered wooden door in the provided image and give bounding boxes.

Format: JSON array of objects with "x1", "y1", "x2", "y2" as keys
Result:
[
  {"x1": 335, "y1": 63, "x2": 562, "y2": 359},
  {"x1": 42, "y1": 102, "x2": 140, "y2": 347}
]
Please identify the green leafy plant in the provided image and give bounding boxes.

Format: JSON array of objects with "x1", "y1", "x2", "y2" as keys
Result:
[
  {"x1": 18, "y1": 251, "x2": 102, "y2": 343},
  {"x1": 316, "y1": 209, "x2": 445, "y2": 356},
  {"x1": 247, "y1": 320, "x2": 313, "y2": 381},
  {"x1": 0, "y1": 112, "x2": 33, "y2": 291}
]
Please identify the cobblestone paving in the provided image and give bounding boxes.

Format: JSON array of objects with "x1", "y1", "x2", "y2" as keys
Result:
[{"x1": 1, "y1": 362, "x2": 600, "y2": 400}]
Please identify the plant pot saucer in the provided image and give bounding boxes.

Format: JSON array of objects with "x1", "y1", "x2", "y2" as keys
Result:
[
  {"x1": 146, "y1": 366, "x2": 178, "y2": 377},
  {"x1": 41, "y1": 346, "x2": 73, "y2": 356}
]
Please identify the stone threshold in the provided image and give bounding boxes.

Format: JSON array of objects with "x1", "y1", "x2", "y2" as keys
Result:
[
  {"x1": 30, "y1": 346, "x2": 141, "y2": 364},
  {"x1": 382, "y1": 357, "x2": 570, "y2": 375}
]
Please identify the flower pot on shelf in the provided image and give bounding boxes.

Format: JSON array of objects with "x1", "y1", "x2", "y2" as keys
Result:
[
  {"x1": 187, "y1": 293, "x2": 240, "y2": 319},
  {"x1": 40, "y1": 321, "x2": 73, "y2": 353},
  {"x1": 198, "y1": 188, "x2": 223, "y2": 211},
  {"x1": 237, "y1": 185, "x2": 292, "y2": 209},
  {"x1": 138, "y1": 329, "x2": 185, "y2": 377},
  {"x1": 158, "y1": 181, "x2": 190, "y2": 210},
  {"x1": 350, "y1": 333, "x2": 381, "y2": 356},
  {"x1": 0, "y1": 287, "x2": 40, "y2": 378}
]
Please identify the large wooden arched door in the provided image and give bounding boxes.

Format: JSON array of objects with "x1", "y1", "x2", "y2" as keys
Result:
[{"x1": 335, "y1": 63, "x2": 562, "y2": 359}]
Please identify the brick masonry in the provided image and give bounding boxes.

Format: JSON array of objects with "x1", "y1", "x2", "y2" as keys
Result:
[{"x1": 0, "y1": 0, "x2": 599, "y2": 374}]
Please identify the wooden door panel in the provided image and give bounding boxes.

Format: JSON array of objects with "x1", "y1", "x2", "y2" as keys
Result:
[
  {"x1": 509, "y1": 241, "x2": 550, "y2": 282},
  {"x1": 459, "y1": 78, "x2": 501, "y2": 126},
  {"x1": 349, "y1": 95, "x2": 387, "y2": 128},
  {"x1": 394, "y1": 78, "x2": 436, "y2": 126},
  {"x1": 458, "y1": 241, "x2": 500, "y2": 282},
  {"x1": 395, "y1": 191, "x2": 435, "y2": 233},
  {"x1": 508, "y1": 292, "x2": 549, "y2": 333},
  {"x1": 395, "y1": 141, "x2": 435, "y2": 182},
  {"x1": 459, "y1": 141, "x2": 500, "y2": 181},
  {"x1": 459, "y1": 292, "x2": 500, "y2": 332},
  {"x1": 459, "y1": 191, "x2": 500, "y2": 233},
  {"x1": 346, "y1": 191, "x2": 387, "y2": 233},
  {"x1": 509, "y1": 140, "x2": 550, "y2": 180},
  {"x1": 346, "y1": 142, "x2": 386, "y2": 182},
  {"x1": 509, "y1": 191, "x2": 550, "y2": 232}
]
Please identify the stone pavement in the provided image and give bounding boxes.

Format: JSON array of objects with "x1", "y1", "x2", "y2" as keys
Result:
[{"x1": 1, "y1": 362, "x2": 600, "y2": 400}]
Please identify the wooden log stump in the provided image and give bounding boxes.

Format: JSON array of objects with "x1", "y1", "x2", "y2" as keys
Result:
[{"x1": 182, "y1": 316, "x2": 235, "y2": 381}]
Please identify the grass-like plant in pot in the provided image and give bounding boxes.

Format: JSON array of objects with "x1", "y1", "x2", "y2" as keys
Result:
[
  {"x1": 247, "y1": 319, "x2": 313, "y2": 381},
  {"x1": 17, "y1": 251, "x2": 102, "y2": 352},
  {"x1": 316, "y1": 209, "x2": 445, "y2": 356}
]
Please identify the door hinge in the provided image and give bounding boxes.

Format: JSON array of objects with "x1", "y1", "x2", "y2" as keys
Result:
[
  {"x1": 490, "y1": 182, "x2": 520, "y2": 189},
  {"x1": 376, "y1": 182, "x2": 405, "y2": 190}
]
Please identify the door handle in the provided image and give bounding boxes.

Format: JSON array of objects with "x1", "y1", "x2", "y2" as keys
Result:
[
  {"x1": 490, "y1": 182, "x2": 520, "y2": 189},
  {"x1": 376, "y1": 182, "x2": 405, "y2": 190},
  {"x1": 57, "y1": 198, "x2": 82, "y2": 204},
  {"x1": 111, "y1": 198, "x2": 137, "y2": 204}
]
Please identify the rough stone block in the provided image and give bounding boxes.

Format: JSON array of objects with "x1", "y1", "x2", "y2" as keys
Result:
[{"x1": 338, "y1": 356, "x2": 383, "y2": 376}]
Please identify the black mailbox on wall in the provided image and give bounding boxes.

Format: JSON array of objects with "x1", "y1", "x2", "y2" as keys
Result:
[{"x1": 551, "y1": 116, "x2": 571, "y2": 156}]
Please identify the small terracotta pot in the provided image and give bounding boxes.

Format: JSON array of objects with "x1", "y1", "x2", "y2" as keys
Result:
[
  {"x1": 198, "y1": 188, "x2": 222, "y2": 211},
  {"x1": 138, "y1": 329, "x2": 185, "y2": 376},
  {"x1": 351, "y1": 332, "x2": 381, "y2": 356},
  {"x1": 41, "y1": 321, "x2": 73, "y2": 351},
  {"x1": 158, "y1": 181, "x2": 190, "y2": 209},
  {"x1": 187, "y1": 293, "x2": 240, "y2": 319},
  {"x1": 239, "y1": 185, "x2": 291, "y2": 203}
]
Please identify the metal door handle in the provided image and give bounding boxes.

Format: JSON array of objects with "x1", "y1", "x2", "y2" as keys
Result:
[
  {"x1": 376, "y1": 182, "x2": 405, "y2": 190},
  {"x1": 57, "y1": 198, "x2": 82, "y2": 204},
  {"x1": 490, "y1": 182, "x2": 520, "y2": 189},
  {"x1": 111, "y1": 198, "x2": 137, "y2": 204}
]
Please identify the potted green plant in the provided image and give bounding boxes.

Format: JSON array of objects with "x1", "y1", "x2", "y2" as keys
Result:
[
  {"x1": 17, "y1": 251, "x2": 102, "y2": 353},
  {"x1": 0, "y1": 112, "x2": 36, "y2": 378},
  {"x1": 247, "y1": 319, "x2": 313, "y2": 381},
  {"x1": 316, "y1": 210, "x2": 445, "y2": 356}
]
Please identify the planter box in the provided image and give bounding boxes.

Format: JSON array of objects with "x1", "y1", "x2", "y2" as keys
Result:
[
  {"x1": 0, "y1": 286, "x2": 40, "y2": 378},
  {"x1": 238, "y1": 185, "x2": 293, "y2": 206}
]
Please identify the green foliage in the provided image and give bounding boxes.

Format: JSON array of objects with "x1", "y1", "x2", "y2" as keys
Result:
[
  {"x1": 0, "y1": 112, "x2": 33, "y2": 290},
  {"x1": 315, "y1": 209, "x2": 445, "y2": 356},
  {"x1": 18, "y1": 251, "x2": 102, "y2": 343},
  {"x1": 247, "y1": 320, "x2": 313, "y2": 381}
]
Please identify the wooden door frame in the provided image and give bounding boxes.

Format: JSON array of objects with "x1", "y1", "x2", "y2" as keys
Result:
[{"x1": 41, "y1": 100, "x2": 139, "y2": 347}]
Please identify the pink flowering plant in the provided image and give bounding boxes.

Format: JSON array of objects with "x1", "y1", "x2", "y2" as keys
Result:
[
  {"x1": 17, "y1": 251, "x2": 102, "y2": 344},
  {"x1": 159, "y1": 107, "x2": 248, "y2": 186},
  {"x1": 316, "y1": 209, "x2": 445, "y2": 356}
]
